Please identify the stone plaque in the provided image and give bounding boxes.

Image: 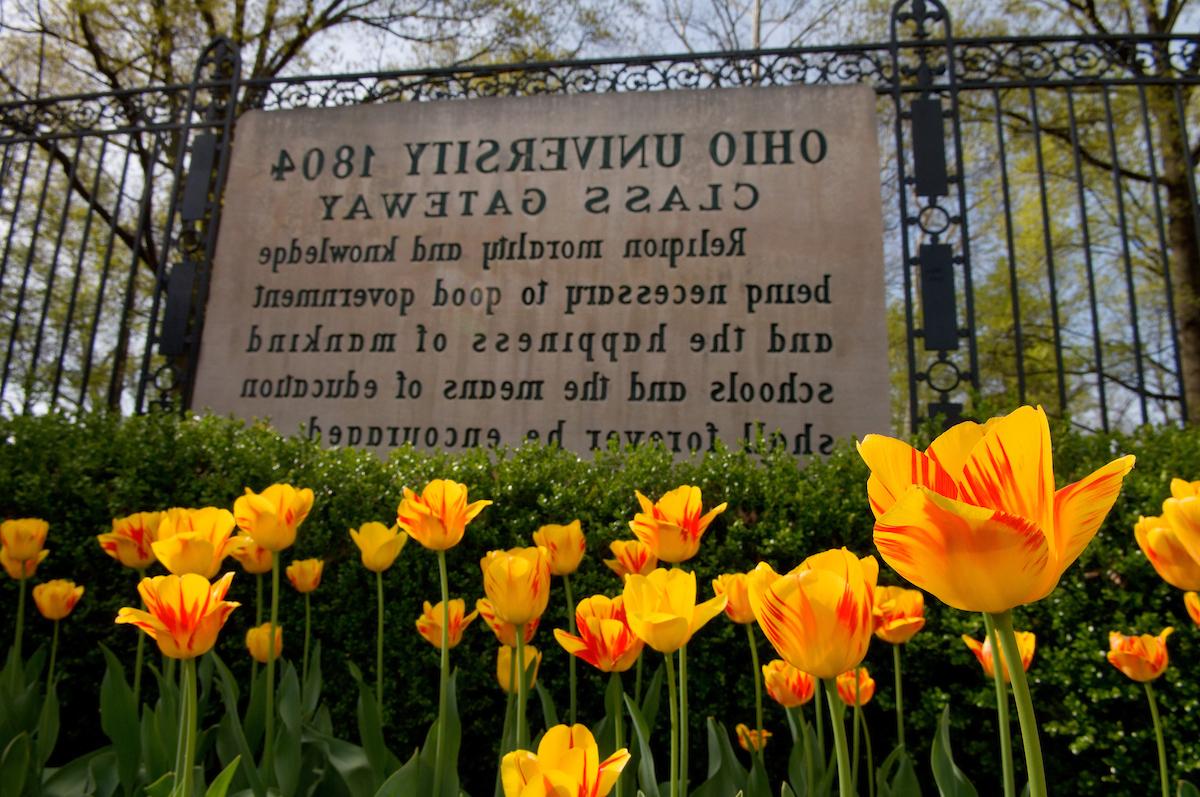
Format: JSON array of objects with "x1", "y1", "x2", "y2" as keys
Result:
[{"x1": 193, "y1": 86, "x2": 890, "y2": 456}]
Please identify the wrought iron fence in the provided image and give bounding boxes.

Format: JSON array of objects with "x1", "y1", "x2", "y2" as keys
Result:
[{"x1": 0, "y1": 0, "x2": 1197, "y2": 432}]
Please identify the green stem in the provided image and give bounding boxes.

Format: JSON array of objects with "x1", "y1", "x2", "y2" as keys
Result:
[
  {"x1": 614, "y1": 671, "x2": 626, "y2": 797},
  {"x1": 746, "y1": 624, "x2": 765, "y2": 768},
  {"x1": 814, "y1": 675, "x2": 826, "y2": 761},
  {"x1": 180, "y1": 658, "x2": 198, "y2": 797},
  {"x1": 302, "y1": 593, "x2": 311, "y2": 689},
  {"x1": 860, "y1": 703, "x2": 875, "y2": 797},
  {"x1": 634, "y1": 654, "x2": 644, "y2": 706},
  {"x1": 989, "y1": 611, "x2": 1047, "y2": 797},
  {"x1": 823, "y1": 679, "x2": 854, "y2": 797},
  {"x1": 851, "y1": 687, "x2": 860, "y2": 793},
  {"x1": 433, "y1": 551, "x2": 450, "y2": 797},
  {"x1": 134, "y1": 568, "x2": 146, "y2": 707},
  {"x1": 516, "y1": 629, "x2": 529, "y2": 750},
  {"x1": 665, "y1": 651, "x2": 680, "y2": 797},
  {"x1": 15, "y1": 573, "x2": 26, "y2": 661},
  {"x1": 170, "y1": 658, "x2": 188, "y2": 796},
  {"x1": 984, "y1": 614, "x2": 1016, "y2": 797},
  {"x1": 892, "y1": 644, "x2": 905, "y2": 750},
  {"x1": 1145, "y1": 682, "x2": 1170, "y2": 797},
  {"x1": 376, "y1": 569, "x2": 385, "y2": 719},
  {"x1": 47, "y1": 620, "x2": 59, "y2": 687},
  {"x1": 564, "y1": 573, "x2": 577, "y2": 725},
  {"x1": 680, "y1": 643, "x2": 689, "y2": 795},
  {"x1": 263, "y1": 552, "x2": 279, "y2": 786},
  {"x1": 251, "y1": 573, "x2": 263, "y2": 686},
  {"x1": 801, "y1": 705, "x2": 815, "y2": 797}
]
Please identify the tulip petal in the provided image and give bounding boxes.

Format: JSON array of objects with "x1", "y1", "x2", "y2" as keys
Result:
[
  {"x1": 924, "y1": 420, "x2": 985, "y2": 482},
  {"x1": 1051, "y1": 454, "x2": 1136, "y2": 566},
  {"x1": 958, "y1": 405, "x2": 1054, "y2": 534},
  {"x1": 857, "y1": 435, "x2": 958, "y2": 518},
  {"x1": 874, "y1": 487, "x2": 1051, "y2": 613},
  {"x1": 691, "y1": 594, "x2": 728, "y2": 636}
]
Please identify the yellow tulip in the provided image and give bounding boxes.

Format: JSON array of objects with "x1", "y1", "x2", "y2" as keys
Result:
[
  {"x1": 500, "y1": 724, "x2": 630, "y2": 797},
  {"x1": 246, "y1": 622, "x2": 283, "y2": 663},
  {"x1": 604, "y1": 539, "x2": 658, "y2": 579},
  {"x1": 477, "y1": 598, "x2": 539, "y2": 647},
  {"x1": 33, "y1": 579, "x2": 84, "y2": 620},
  {"x1": 629, "y1": 485, "x2": 727, "y2": 564},
  {"x1": 622, "y1": 567, "x2": 727, "y2": 653},
  {"x1": 416, "y1": 599, "x2": 478, "y2": 649},
  {"x1": 836, "y1": 667, "x2": 875, "y2": 706},
  {"x1": 482, "y1": 547, "x2": 551, "y2": 627},
  {"x1": 762, "y1": 659, "x2": 815, "y2": 708},
  {"x1": 116, "y1": 572, "x2": 239, "y2": 659},
  {"x1": 1107, "y1": 628, "x2": 1173, "y2": 682},
  {"x1": 859, "y1": 405, "x2": 1135, "y2": 613},
  {"x1": 497, "y1": 644, "x2": 542, "y2": 693},
  {"x1": 1186, "y1": 592, "x2": 1200, "y2": 628},
  {"x1": 712, "y1": 572, "x2": 755, "y2": 624},
  {"x1": 234, "y1": 483, "x2": 314, "y2": 552},
  {"x1": 396, "y1": 479, "x2": 491, "y2": 551},
  {"x1": 531, "y1": 520, "x2": 586, "y2": 576},
  {"x1": 286, "y1": 558, "x2": 324, "y2": 593},
  {"x1": 230, "y1": 535, "x2": 274, "y2": 574},
  {"x1": 553, "y1": 594, "x2": 644, "y2": 673},
  {"x1": 873, "y1": 586, "x2": 926, "y2": 644},
  {"x1": 152, "y1": 507, "x2": 242, "y2": 579},
  {"x1": 962, "y1": 630, "x2": 1035, "y2": 683},
  {"x1": 1134, "y1": 515, "x2": 1200, "y2": 590},
  {"x1": 747, "y1": 549, "x2": 878, "y2": 679},
  {"x1": 736, "y1": 722, "x2": 772, "y2": 752},
  {"x1": 1163, "y1": 478, "x2": 1200, "y2": 566},
  {"x1": 1, "y1": 518, "x2": 49, "y2": 562},
  {"x1": 98, "y1": 512, "x2": 161, "y2": 570},
  {"x1": 349, "y1": 522, "x2": 407, "y2": 572},
  {"x1": 2, "y1": 547, "x2": 47, "y2": 580}
]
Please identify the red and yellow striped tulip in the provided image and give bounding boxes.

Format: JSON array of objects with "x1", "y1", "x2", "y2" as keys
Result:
[
  {"x1": 477, "y1": 598, "x2": 539, "y2": 647},
  {"x1": 1135, "y1": 515, "x2": 1200, "y2": 590},
  {"x1": 98, "y1": 512, "x2": 161, "y2": 570},
  {"x1": 748, "y1": 549, "x2": 878, "y2": 679},
  {"x1": 836, "y1": 667, "x2": 876, "y2": 706},
  {"x1": 532, "y1": 520, "x2": 586, "y2": 576},
  {"x1": 713, "y1": 572, "x2": 755, "y2": 624},
  {"x1": 859, "y1": 405, "x2": 1135, "y2": 613},
  {"x1": 629, "y1": 485, "x2": 726, "y2": 564},
  {"x1": 286, "y1": 558, "x2": 323, "y2": 593},
  {"x1": 553, "y1": 594, "x2": 643, "y2": 672},
  {"x1": 873, "y1": 586, "x2": 926, "y2": 644},
  {"x1": 604, "y1": 539, "x2": 657, "y2": 579},
  {"x1": 497, "y1": 644, "x2": 542, "y2": 693},
  {"x1": 246, "y1": 622, "x2": 283, "y2": 663},
  {"x1": 1, "y1": 518, "x2": 49, "y2": 562},
  {"x1": 500, "y1": 724, "x2": 629, "y2": 797},
  {"x1": 762, "y1": 659, "x2": 815, "y2": 708},
  {"x1": 2, "y1": 547, "x2": 47, "y2": 580},
  {"x1": 482, "y1": 547, "x2": 551, "y2": 627},
  {"x1": 350, "y1": 522, "x2": 407, "y2": 572},
  {"x1": 152, "y1": 507, "x2": 242, "y2": 579},
  {"x1": 622, "y1": 567, "x2": 726, "y2": 653},
  {"x1": 1163, "y1": 478, "x2": 1200, "y2": 566},
  {"x1": 234, "y1": 483, "x2": 314, "y2": 552},
  {"x1": 397, "y1": 479, "x2": 491, "y2": 551},
  {"x1": 1186, "y1": 592, "x2": 1200, "y2": 628},
  {"x1": 736, "y1": 723, "x2": 772, "y2": 752},
  {"x1": 416, "y1": 599, "x2": 478, "y2": 649},
  {"x1": 33, "y1": 579, "x2": 84, "y2": 620},
  {"x1": 116, "y1": 572, "x2": 239, "y2": 659},
  {"x1": 962, "y1": 630, "x2": 1035, "y2": 682},
  {"x1": 1107, "y1": 628, "x2": 1173, "y2": 682},
  {"x1": 230, "y1": 535, "x2": 274, "y2": 574}
]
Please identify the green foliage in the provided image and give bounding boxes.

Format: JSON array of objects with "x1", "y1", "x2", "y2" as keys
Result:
[{"x1": 0, "y1": 410, "x2": 1198, "y2": 794}]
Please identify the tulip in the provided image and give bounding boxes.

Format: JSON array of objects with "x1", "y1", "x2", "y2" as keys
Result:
[
  {"x1": 350, "y1": 522, "x2": 407, "y2": 572},
  {"x1": 736, "y1": 723, "x2": 772, "y2": 753},
  {"x1": 286, "y1": 558, "x2": 323, "y2": 593},
  {"x1": 1107, "y1": 628, "x2": 1175, "y2": 797},
  {"x1": 1, "y1": 518, "x2": 49, "y2": 561},
  {"x1": 1135, "y1": 515, "x2": 1200, "y2": 590},
  {"x1": 534, "y1": 520, "x2": 586, "y2": 722},
  {"x1": 396, "y1": 479, "x2": 491, "y2": 551},
  {"x1": 497, "y1": 644, "x2": 542, "y2": 693},
  {"x1": 1163, "y1": 480, "x2": 1200, "y2": 566},
  {"x1": 2, "y1": 547, "x2": 46, "y2": 580},
  {"x1": 33, "y1": 579, "x2": 84, "y2": 687},
  {"x1": 482, "y1": 547, "x2": 552, "y2": 628},
  {"x1": 233, "y1": 483, "x2": 314, "y2": 552},
  {"x1": 500, "y1": 724, "x2": 630, "y2": 797},
  {"x1": 231, "y1": 535, "x2": 274, "y2": 574},
  {"x1": 873, "y1": 585, "x2": 924, "y2": 749},
  {"x1": 152, "y1": 507, "x2": 242, "y2": 579},
  {"x1": 713, "y1": 573, "x2": 755, "y2": 624},
  {"x1": 836, "y1": 667, "x2": 875, "y2": 706},
  {"x1": 416, "y1": 599, "x2": 478, "y2": 649},
  {"x1": 604, "y1": 539, "x2": 657, "y2": 579},
  {"x1": 98, "y1": 512, "x2": 161, "y2": 570},
  {"x1": 623, "y1": 568, "x2": 727, "y2": 654},
  {"x1": 477, "y1": 598, "x2": 540, "y2": 647},
  {"x1": 246, "y1": 622, "x2": 283, "y2": 664},
  {"x1": 553, "y1": 594, "x2": 643, "y2": 673},
  {"x1": 763, "y1": 659, "x2": 815, "y2": 708},
  {"x1": 1186, "y1": 592, "x2": 1200, "y2": 627},
  {"x1": 629, "y1": 485, "x2": 726, "y2": 564},
  {"x1": 962, "y1": 630, "x2": 1035, "y2": 682}
]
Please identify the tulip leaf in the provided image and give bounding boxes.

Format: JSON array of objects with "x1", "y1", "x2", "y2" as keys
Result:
[
  {"x1": 35, "y1": 679, "x2": 59, "y2": 769},
  {"x1": 746, "y1": 752, "x2": 772, "y2": 797},
  {"x1": 143, "y1": 771, "x2": 173, "y2": 797},
  {"x1": 1, "y1": 731, "x2": 31, "y2": 797},
  {"x1": 273, "y1": 664, "x2": 303, "y2": 797},
  {"x1": 417, "y1": 670, "x2": 463, "y2": 797},
  {"x1": 348, "y1": 660, "x2": 393, "y2": 786},
  {"x1": 303, "y1": 726, "x2": 376, "y2": 796},
  {"x1": 535, "y1": 681, "x2": 559, "y2": 731},
  {"x1": 205, "y1": 756, "x2": 241, "y2": 797},
  {"x1": 622, "y1": 692, "x2": 661, "y2": 797},
  {"x1": 1178, "y1": 780, "x2": 1200, "y2": 797},
  {"x1": 99, "y1": 644, "x2": 141, "y2": 794},
  {"x1": 41, "y1": 745, "x2": 109, "y2": 797},
  {"x1": 87, "y1": 747, "x2": 122, "y2": 797},
  {"x1": 876, "y1": 744, "x2": 921, "y2": 797},
  {"x1": 211, "y1": 652, "x2": 267, "y2": 797},
  {"x1": 782, "y1": 784, "x2": 799, "y2": 797},
  {"x1": 691, "y1": 718, "x2": 747, "y2": 797},
  {"x1": 931, "y1": 706, "x2": 978, "y2": 797},
  {"x1": 640, "y1": 663, "x2": 666, "y2": 733},
  {"x1": 302, "y1": 640, "x2": 323, "y2": 720}
]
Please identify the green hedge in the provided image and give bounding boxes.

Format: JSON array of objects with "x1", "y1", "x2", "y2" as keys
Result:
[{"x1": 0, "y1": 410, "x2": 1197, "y2": 794}]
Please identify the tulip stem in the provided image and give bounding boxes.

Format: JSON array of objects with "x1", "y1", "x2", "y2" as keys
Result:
[
  {"x1": 1144, "y1": 682, "x2": 1170, "y2": 797},
  {"x1": 823, "y1": 679, "x2": 854, "y2": 797},
  {"x1": 433, "y1": 551, "x2": 449, "y2": 797},
  {"x1": 634, "y1": 655, "x2": 643, "y2": 706},
  {"x1": 746, "y1": 624, "x2": 765, "y2": 768},
  {"x1": 851, "y1": 682, "x2": 860, "y2": 793},
  {"x1": 376, "y1": 569, "x2": 386, "y2": 719},
  {"x1": 182, "y1": 657, "x2": 198, "y2": 797},
  {"x1": 984, "y1": 614, "x2": 1016, "y2": 797},
  {"x1": 15, "y1": 573, "x2": 26, "y2": 661},
  {"x1": 814, "y1": 675, "x2": 826, "y2": 761},
  {"x1": 252, "y1": 572, "x2": 263, "y2": 685},
  {"x1": 990, "y1": 611, "x2": 1047, "y2": 797},
  {"x1": 801, "y1": 706, "x2": 815, "y2": 797},
  {"x1": 679, "y1": 643, "x2": 689, "y2": 794},
  {"x1": 47, "y1": 619, "x2": 59, "y2": 687},
  {"x1": 171, "y1": 658, "x2": 188, "y2": 796},
  {"x1": 614, "y1": 671, "x2": 626, "y2": 797},
  {"x1": 892, "y1": 645, "x2": 905, "y2": 750},
  {"x1": 665, "y1": 651, "x2": 680, "y2": 797},
  {"x1": 263, "y1": 552, "x2": 279, "y2": 787},
  {"x1": 564, "y1": 573, "x2": 577, "y2": 725},
  {"x1": 859, "y1": 703, "x2": 875, "y2": 797},
  {"x1": 302, "y1": 593, "x2": 312, "y2": 690},
  {"x1": 516, "y1": 628, "x2": 529, "y2": 751},
  {"x1": 134, "y1": 568, "x2": 146, "y2": 706}
]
